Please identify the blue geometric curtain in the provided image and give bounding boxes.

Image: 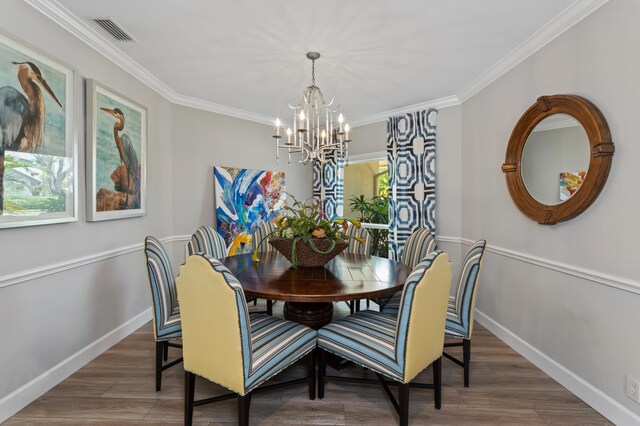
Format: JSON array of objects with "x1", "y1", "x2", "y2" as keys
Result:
[
  {"x1": 387, "y1": 109, "x2": 437, "y2": 261},
  {"x1": 312, "y1": 150, "x2": 345, "y2": 219}
]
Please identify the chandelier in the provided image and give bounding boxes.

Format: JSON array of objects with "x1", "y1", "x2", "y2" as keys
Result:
[{"x1": 273, "y1": 51, "x2": 351, "y2": 165}]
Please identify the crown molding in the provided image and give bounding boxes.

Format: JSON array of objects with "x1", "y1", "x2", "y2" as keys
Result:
[
  {"x1": 27, "y1": 0, "x2": 608, "y2": 127},
  {"x1": 171, "y1": 93, "x2": 274, "y2": 126},
  {"x1": 350, "y1": 95, "x2": 460, "y2": 128},
  {"x1": 24, "y1": 0, "x2": 176, "y2": 98},
  {"x1": 457, "y1": 0, "x2": 610, "y2": 102},
  {"x1": 24, "y1": 0, "x2": 275, "y2": 126}
]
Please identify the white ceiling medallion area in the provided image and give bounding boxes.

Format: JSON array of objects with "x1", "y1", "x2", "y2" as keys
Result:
[{"x1": 25, "y1": 0, "x2": 609, "y2": 128}]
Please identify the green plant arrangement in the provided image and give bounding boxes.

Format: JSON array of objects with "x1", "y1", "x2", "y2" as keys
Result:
[
  {"x1": 349, "y1": 194, "x2": 389, "y2": 258},
  {"x1": 252, "y1": 194, "x2": 363, "y2": 268}
]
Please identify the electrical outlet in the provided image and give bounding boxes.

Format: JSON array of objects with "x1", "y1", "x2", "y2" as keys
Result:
[{"x1": 627, "y1": 375, "x2": 640, "y2": 403}]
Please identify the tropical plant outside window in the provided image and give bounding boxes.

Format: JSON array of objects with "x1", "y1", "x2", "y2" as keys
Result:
[{"x1": 344, "y1": 160, "x2": 389, "y2": 258}]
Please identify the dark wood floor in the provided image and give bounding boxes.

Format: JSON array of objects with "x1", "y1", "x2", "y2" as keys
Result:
[{"x1": 7, "y1": 301, "x2": 610, "y2": 425}]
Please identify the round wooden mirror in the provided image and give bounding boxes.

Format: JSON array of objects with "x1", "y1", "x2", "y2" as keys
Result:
[{"x1": 502, "y1": 95, "x2": 614, "y2": 225}]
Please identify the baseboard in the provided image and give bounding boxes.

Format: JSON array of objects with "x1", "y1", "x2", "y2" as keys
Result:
[
  {"x1": 0, "y1": 308, "x2": 152, "y2": 423},
  {"x1": 474, "y1": 309, "x2": 640, "y2": 426}
]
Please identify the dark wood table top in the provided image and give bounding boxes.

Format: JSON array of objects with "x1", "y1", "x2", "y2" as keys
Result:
[{"x1": 223, "y1": 251, "x2": 411, "y2": 303}]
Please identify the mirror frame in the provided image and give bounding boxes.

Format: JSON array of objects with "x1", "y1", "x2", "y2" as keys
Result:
[{"x1": 502, "y1": 94, "x2": 614, "y2": 225}]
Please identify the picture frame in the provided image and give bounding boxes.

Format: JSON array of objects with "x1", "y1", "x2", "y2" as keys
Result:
[
  {"x1": 86, "y1": 79, "x2": 147, "y2": 221},
  {"x1": 0, "y1": 31, "x2": 76, "y2": 229}
]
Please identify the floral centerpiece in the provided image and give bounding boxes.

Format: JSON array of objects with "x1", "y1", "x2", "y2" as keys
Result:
[{"x1": 252, "y1": 195, "x2": 363, "y2": 268}]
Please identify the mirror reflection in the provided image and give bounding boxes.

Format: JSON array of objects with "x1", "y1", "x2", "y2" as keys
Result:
[{"x1": 521, "y1": 114, "x2": 590, "y2": 205}]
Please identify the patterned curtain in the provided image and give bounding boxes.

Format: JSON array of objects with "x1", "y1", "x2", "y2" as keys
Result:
[
  {"x1": 312, "y1": 150, "x2": 345, "y2": 219},
  {"x1": 387, "y1": 109, "x2": 437, "y2": 261}
]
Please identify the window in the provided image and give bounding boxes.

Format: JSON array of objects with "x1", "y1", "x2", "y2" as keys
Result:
[{"x1": 343, "y1": 159, "x2": 389, "y2": 257}]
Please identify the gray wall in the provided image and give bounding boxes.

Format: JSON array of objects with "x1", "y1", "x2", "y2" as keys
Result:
[
  {"x1": 460, "y1": 0, "x2": 640, "y2": 419},
  {"x1": 170, "y1": 104, "x2": 312, "y2": 242},
  {"x1": 0, "y1": 0, "x2": 174, "y2": 410},
  {"x1": 0, "y1": 0, "x2": 312, "y2": 418}
]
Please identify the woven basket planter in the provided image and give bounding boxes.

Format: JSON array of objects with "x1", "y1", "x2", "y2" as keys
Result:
[{"x1": 269, "y1": 237, "x2": 348, "y2": 267}]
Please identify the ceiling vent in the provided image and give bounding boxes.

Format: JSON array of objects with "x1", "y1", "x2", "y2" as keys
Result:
[{"x1": 92, "y1": 18, "x2": 135, "y2": 42}]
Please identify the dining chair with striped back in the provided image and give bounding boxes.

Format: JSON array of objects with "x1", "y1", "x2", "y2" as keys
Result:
[
  {"x1": 401, "y1": 227, "x2": 437, "y2": 269},
  {"x1": 345, "y1": 222, "x2": 372, "y2": 255},
  {"x1": 251, "y1": 221, "x2": 276, "y2": 254},
  {"x1": 176, "y1": 254, "x2": 317, "y2": 426},
  {"x1": 143, "y1": 236, "x2": 183, "y2": 391},
  {"x1": 443, "y1": 240, "x2": 487, "y2": 387},
  {"x1": 344, "y1": 223, "x2": 372, "y2": 313},
  {"x1": 317, "y1": 251, "x2": 453, "y2": 426},
  {"x1": 373, "y1": 227, "x2": 438, "y2": 311},
  {"x1": 382, "y1": 240, "x2": 487, "y2": 387},
  {"x1": 189, "y1": 225, "x2": 228, "y2": 259},
  {"x1": 250, "y1": 221, "x2": 278, "y2": 314}
]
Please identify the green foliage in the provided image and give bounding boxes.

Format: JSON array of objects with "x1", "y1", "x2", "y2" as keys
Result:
[
  {"x1": 276, "y1": 194, "x2": 346, "y2": 240},
  {"x1": 376, "y1": 170, "x2": 389, "y2": 197},
  {"x1": 6, "y1": 196, "x2": 65, "y2": 212},
  {"x1": 252, "y1": 193, "x2": 365, "y2": 265},
  {"x1": 348, "y1": 194, "x2": 390, "y2": 258}
]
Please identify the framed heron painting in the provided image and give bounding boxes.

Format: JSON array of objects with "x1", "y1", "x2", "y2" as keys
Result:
[
  {"x1": 0, "y1": 32, "x2": 76, "y2": 229},
  {"x1": 86, "y1": 80, "x2": 147, "y2": 221}
]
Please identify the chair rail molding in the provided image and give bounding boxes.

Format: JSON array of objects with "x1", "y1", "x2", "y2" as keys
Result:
[
  {"x1": 436, "y1": 235, "x2": 639, "y2": 295},
  {"x1": 0, "y1": 235, "x2": 189, "y2": 290},
  {"x1": 2, "y1": 233, "x2": 636, "y2": 296}
]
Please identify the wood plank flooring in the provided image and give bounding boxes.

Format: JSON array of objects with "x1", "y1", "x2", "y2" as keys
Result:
[{"x1": 7, "y1": 301, "x2": 610, "y2": 425}]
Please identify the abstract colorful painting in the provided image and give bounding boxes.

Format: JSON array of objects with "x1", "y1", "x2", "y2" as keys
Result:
[
  {"x1": 559, "y1": 171, "x2": 586, "y2": 201},
  {"x1": 86, "y1": 80, "x2": 146, "y2": 221},
  {"x1": 214, "y1": 166, "x2": 285, "y2": 255},
  {"x1": 0, "y1": 32, "x2": 75, "y2": 228}
]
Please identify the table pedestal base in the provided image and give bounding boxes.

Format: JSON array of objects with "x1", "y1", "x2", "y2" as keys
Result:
[{"x1": 283, "y1": 302, "x2": 333, "y2": 330}]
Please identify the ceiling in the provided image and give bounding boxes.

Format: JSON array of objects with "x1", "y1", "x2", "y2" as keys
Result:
[{"x1": 28, "y1": 0, "x2": 607, "y2": 126}]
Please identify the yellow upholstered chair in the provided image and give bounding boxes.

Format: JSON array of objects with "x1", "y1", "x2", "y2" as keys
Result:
[
  {"x1": 176, "y1": 254, "x2": 317, "y2": 426},
  {"x1": 317, "y1": 251, "x2": 452, "y2": 426}
]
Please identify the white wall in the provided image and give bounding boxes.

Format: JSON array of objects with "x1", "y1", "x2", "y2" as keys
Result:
[{"x1": 460, "y1": 0, "x2": 640, "y2": 422}]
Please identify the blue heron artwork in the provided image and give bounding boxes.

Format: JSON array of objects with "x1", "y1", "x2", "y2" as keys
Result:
[
  {"x1": 95, "y1": 91, "x2": 143, "y2": 211},
  {"x1": 0, "y1": 32, "x2": 74, "y2": 227}
]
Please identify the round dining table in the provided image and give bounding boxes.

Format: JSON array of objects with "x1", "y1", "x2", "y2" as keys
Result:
[{"x1": 223, "y1": 251, "x2": 412, "y2": 329}]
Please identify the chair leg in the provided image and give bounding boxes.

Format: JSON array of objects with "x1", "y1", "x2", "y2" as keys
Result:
[
  {"x1": 184, "y1": 371, "x2": 195, "y2": 426},
  {"x1": 163, "y1": 341, "x2": 169, "y2": 362},
  {"x1": 433, "y1": 356, "x2": 442, "y2": 409},
  {"x1": 155, "y1": 341, "x2": 163, "y2": 391},
  {"x1": 354, "y1": 300, "x2": 360, "y2": 312},
  {"x1": 307, "y1": 351, "x2": 316, "y2": 400},
  {"x1": 398, "y1": 382, "x2": 410, "y2": 426},
  {"x1": 463, "y1": 338, "x2": 471, "y2": 387},
  {"x1": 237, "y1": 392, "x2": 252, "y2": 426},
  {"x1": 349, "y1": 301, "x2": 355, "y2": 314},
  {"x1": 267, "y1": 300, "x2": 273, "y2": 316},
  {"x1": 366, "y1": 299, "x2": 370, "y2": 309},
  {"x1": 318, "y1": 349, "x2": 326, "y2": 399}
]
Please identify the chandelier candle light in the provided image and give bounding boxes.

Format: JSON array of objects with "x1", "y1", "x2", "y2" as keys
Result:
[{"x1": 273, "y1": 51, "x2": 351, "y2": 165}]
